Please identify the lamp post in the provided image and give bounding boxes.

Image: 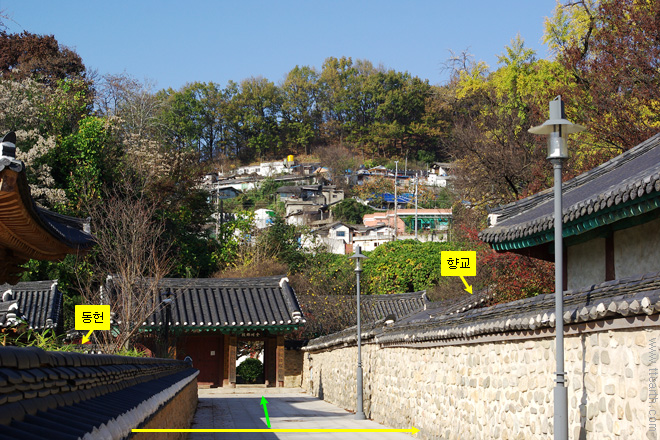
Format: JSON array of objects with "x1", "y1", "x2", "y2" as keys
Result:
[
  {"x1": 529, "y1": 96, "x2": 584, "y2": 440},
  {"x1": 414, "y1": 172, "x2": 419, "y2": 240},
  {"x1": 160, "y1": 292, "x2": 174, "y2": 358},
  {"x1": 349, "y1": 245, "x2": 367, "y2": 420},
  {"x1": 394, "y1": 161, "x2": 399, "y2": 241}
]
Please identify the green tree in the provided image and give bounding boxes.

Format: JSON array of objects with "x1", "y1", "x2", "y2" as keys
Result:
[
  {"x1": 362, "y1": 240, "x2": 466, "y2": 295},
  {"x1": 231, "y1": 77, "x2": 283, "y2": 162},
  {"x1": 280, "y1": 65, "x2": 322, "y2": 154},
  {"x1": 51, "y1": 116, "x2": 123, "y2": 213},
  {"x1": 331, "y1": 198, "x2": 374, "y2": 224}
]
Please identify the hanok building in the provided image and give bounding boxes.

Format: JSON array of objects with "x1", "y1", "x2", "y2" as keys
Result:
[
  {"x1": 479, "y1": 132, "x2": 660, "y2": 291},
  {"x1": 0, "y1": 280, "x2": 64, "y2": 333},
  {"x1": 125, "y1": 275, "x2": 305, "y2": 388},
  {"x1": 0, "y1": 133, "x2": 94, "y2": 284}
]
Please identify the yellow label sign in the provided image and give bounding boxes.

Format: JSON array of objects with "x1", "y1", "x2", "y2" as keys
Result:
[
  {"x1": 441, "y1": 251, "x2": 476, "y2": 277},
  {"x1": 75, "y1": 305, "x2": 110, "y2": 330}
]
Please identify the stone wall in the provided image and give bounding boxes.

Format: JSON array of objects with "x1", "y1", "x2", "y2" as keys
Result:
[
  {"x1": 284, "y1": 348, "x2": 304, "y2": 388},
  {"x1": 303, "y1": 325, "x2": 660, "y2": 439},
  {"x1": 134, "y1": 377, "x2": 198, "y2": 440}
]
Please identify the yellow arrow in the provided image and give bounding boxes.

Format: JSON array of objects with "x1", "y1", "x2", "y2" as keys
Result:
[
  {"x1": 133, "y1": 427, "x2": 420, "y2": 434},
  {"x1": 82, "y1": 329, "x2": 94, "y2": 344},
  {"x1": 459, "y1": 276, "x2": 473, "y2": 294}
]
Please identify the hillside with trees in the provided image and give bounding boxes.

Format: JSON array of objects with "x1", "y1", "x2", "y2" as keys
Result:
[{"x1": 1, "y1": 0, "x2": 658, "y2": 342}]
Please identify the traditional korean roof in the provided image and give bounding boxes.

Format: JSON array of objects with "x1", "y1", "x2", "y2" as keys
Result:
[
  {"x1": 0, "y1": 346, "x2": 197, "y2": 438},
  {"x1": 130, "y1": 275, "x2": 306, "y2": 333},
  {"x1": 304, "y1": 290, "x2": 431, "y2": 351},
  {"x1": 479, "y1": 132, "x2": 660, "y2": 253},
  {"x1": 361, "y1": 291, "x2": 430, "y2": 322},
  {"x1": 0, "y1": 133, "x2": 95, "y2": 284},
  {"x1": 0, "y1": 280, "x2": 62, "y2": 330},
  {"x1": 304, "y1": 272, "x2": 660, "y2": 350}
]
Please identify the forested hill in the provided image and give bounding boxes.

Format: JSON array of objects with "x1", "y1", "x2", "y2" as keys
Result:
[
  {"x1": 3, "y1": 1, "x2": 659, "y2": 213},
  {"x1": 0, "y1": 1, "x2": 658, "y2": 335}
]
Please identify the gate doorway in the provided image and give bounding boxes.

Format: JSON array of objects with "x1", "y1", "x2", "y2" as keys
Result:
[
  {"x1": 185, "y1": 334, "x2": 223, "y2": 387},
  {"x1": 236, "y1": 337, "x2": 265, "y2": 384}
]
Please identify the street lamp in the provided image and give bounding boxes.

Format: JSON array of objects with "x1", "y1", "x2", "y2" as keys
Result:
[
  {"x1": 529, "y1": 96, "x2": 585, "y2": 440},
  {"x1": 349, "y1": 245, "x2": 367, "y2": 420},
  {"x1": 160, "y1": 292, "x2": 174, "y2": 357}
]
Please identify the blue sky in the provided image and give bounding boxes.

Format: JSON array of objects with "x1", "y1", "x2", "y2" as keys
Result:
[{"x1": 1, "y1": 0, "x2": 557, "y2": 90}]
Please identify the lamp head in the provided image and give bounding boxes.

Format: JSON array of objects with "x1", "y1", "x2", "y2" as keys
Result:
[
  {"x1": 528, "y1": 96, "x2": 585, "y2": 160},
  {"x1": 349, "y1": 245, "x2": 367, "y2": 272}
]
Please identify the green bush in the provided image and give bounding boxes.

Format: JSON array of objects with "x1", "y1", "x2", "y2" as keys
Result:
[
  {"x1": 362, "y1": 239, "x2": 467, "y2": 295},
  {"x1": 237, "y1": 357, "x2": 263, "y2": 384}
]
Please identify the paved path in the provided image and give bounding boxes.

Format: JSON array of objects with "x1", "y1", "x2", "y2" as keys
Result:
[{"x1": 188, "y1": 387, "x2": 415, "y2": 440}]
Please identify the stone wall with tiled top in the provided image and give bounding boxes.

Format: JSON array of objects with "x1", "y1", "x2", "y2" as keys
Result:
[
  {"x1": 0, "y1": 346, "x2": 198, "y2": 438},
  {"x1": 303, "y1": 326, "x2": 660, "y2": 439}
]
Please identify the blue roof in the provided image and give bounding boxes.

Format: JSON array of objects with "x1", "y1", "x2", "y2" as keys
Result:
[{"x1": 371, "y1": 193, "x2": 414, "y2": 204}]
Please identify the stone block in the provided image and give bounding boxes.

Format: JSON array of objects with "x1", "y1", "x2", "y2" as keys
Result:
[{"x1": 601, "y1": 350, "x2": 611, "y2": 365}]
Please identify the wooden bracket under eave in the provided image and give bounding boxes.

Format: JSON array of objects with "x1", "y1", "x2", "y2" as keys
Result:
[{"x1": 0, "y1": 172, "x2": 17, "y2": 193}]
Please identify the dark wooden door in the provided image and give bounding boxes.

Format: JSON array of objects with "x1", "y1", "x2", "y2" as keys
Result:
[{"x1": 185, "y1": 335, "x2": 223, "y2": 386}]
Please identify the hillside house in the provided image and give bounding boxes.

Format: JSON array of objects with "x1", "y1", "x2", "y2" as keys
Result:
[
  {"x1": 427, "y1": 162, "x2": 455, "y2": 187},
  {"x1": 302, "y1": 222, "x2": 394, "y2": 254},
  {"x1": 281, "y1": 185, "x2": 344, "y2": 226},
  {"x1": 363, "y1": 208, "x2": 452, "y2": 241}
]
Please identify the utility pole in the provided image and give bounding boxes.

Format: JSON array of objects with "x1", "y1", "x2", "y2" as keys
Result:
[
  {"x1": 394, "y1": 161, "x2": 398, "y2": 241},
  {"x1": 414, "y1": 172, "x2": 419, "y2": 240},
  {"x1": 215, "y1": 187, "x2": 220, "y2": 238}
]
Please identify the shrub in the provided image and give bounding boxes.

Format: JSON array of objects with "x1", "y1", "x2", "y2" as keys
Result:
[{"x1": 237, "y1": 358, "x2": 263, "y2": 384}]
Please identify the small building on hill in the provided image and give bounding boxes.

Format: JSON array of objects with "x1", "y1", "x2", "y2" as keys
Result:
[
  {"x1": 363, "y1": 208, "x2": 452, "y2": 241},
  {"x1": 427, "y1": 162, "x2": 455, "y2": 187},
  {"x1": 282, "y1": 185, "x2": 344, "y2": 226},
  {"x1": 121, "y1": 275, "x2": 305, "y2": 388},
  {"x1": 301, "y1": 222, "x2": 395, "y2": 254}
]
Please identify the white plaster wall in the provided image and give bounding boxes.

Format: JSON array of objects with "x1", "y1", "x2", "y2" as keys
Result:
[
  {"x1": 303, "y1": 328, "x2": 660, "y2": 440},
  {"x1": 567, "y1": 238, "x2": 606, "y2": 291},
  {"x1": 615, "y1": 217, "x2": 660, "y2": 279}
]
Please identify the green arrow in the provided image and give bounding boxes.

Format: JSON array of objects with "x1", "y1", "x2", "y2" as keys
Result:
[{"x1": 260, "y1": 396, "x2": 271, "y2": 428}]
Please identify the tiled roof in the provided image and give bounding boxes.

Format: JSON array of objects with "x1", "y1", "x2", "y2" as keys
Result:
[
  {"x1": 361, "y1": 291, "x2": 430, "y2": 322},
  {"x1": 304, "y1": 272, "x2": 660, "y2": 350},
  {"x1": 128, "y1": 276, "x2": 305, "y2": 331},
  {"x1": 0, "y1": 346, "x2": 197, "y2": 438},
  {"x1": 304, "y1": 290, "x2": 432, "y2": 351},
  {"x1": 479, "y1": 133, "x2": 660, "y2": 250},
  {"x1": 0, "y1": 281, "x2": 62, "y2": 330}
]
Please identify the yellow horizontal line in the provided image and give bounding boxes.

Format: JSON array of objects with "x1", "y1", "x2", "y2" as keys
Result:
[{"x1": 133, "y1": 428, "x2": 418, "y2": 433}]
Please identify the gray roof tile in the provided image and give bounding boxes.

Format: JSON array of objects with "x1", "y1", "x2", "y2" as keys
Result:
[
  {"x1": 129, "y1": 275, "x2": 305, "y2": 331},
  {"x1": 305, "y1": 272, "x2": 660, "y2": 349},
  {"x1": 0, "y1": 281, "x2": 62, "y2": 330},
  {"x1": 479, "y1": 133, "x2": 660, "y2": 247}
]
